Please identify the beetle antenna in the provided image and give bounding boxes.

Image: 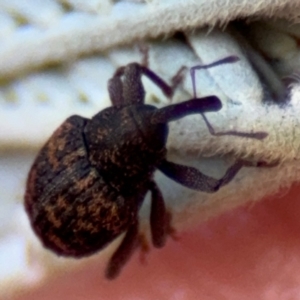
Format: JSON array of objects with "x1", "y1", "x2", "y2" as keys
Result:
[{"x1": 190, "y1": 55, "x2": 240, "y2": 98}]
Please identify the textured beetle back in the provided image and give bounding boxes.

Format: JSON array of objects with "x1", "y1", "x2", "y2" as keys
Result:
[{"x1": 25, "y1": 116, "x2": 134, "y2": 257}]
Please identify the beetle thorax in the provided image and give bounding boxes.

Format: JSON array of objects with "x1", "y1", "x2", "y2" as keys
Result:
[{"x1": 84, "y1": 105, "x2": 168, "y2": 195}]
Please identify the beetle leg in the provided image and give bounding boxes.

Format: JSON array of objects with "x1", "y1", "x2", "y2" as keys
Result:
[
  {"x1": 139, "y1": 65, "x2": 178, "y2": 98},
  {"x1": 158, "y1": 159, "x2": 245, "y2": 193},
  {"x1": 105, "y1": 221, "x2": 139, "y2": 280},
  {"x1": 111, "y1": 63, "x2": 186, "y2": 105},
  {"x1": 189, "y1": 56, "x2": 240, "y2": 99},
  {"x1": 136, "y1": 56, "x2": 239, "y2": 100},
  {"x1": 137, "y1": 232, "x2": 151, "y2": 264},
  {"x1": 198, "y1": 112, "x2": 267, "y2": 140},
  {"x1": 122, "y1": 63, "x2": 146, "y2": 104},
  {"x1": 110, "y1": 63, "x2": 147, "y2": 106},
  {"x1": 137, "y1": 43, "x2": 149, "y2": 67},
  {"x1": 149, "y1": 181, "x2": 168, "y2": 248},
  {"x1": 190, "y1": 56, "x2": 267, "y2": 140},
  {"x1": 108, "y1": 75, "x2": 124, "y2": 108}
]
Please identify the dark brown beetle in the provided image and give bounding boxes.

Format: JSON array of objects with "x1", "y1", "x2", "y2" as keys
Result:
[{"x1": 24, "y1": 56, "x2": 266, "y2": 279}]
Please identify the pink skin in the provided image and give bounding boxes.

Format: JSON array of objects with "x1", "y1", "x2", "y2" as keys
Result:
[{"x1": 15, "y1": 183, "x2": 300, "y2": 300}]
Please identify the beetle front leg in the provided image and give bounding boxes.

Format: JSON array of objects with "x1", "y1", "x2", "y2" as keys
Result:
[
  {"x1": 158, "y1": 159, "x2": 244, "y2": 193},
  {"x1": 110, "y1": 63, "x2": 146, "y2": 105},
  {"x1": 108, "y1": 75, "x2": 124, "y2": 108},
  {"x1": 199, "y1": 112, "x2": 267, "y2": 140},
  {"x1": 105, "y1": 222, "x2": 139, "y2": 280},
  {"x1": 142, "y1": 56, "x2": 240, "y2": 100},
  {"x1": 140, "y1": 64, "x2": 186, "y2": 98},
  {"x1": 190, "y1": 56, "x2": 267, "y2": 140},
  {"x1": 117, "y1": 63, "x2": 186, "y2": 103}
]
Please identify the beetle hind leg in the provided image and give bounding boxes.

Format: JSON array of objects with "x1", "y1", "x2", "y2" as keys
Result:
[
  {"x1": 105, "y1": 222, "x2": 139, "y2": 280},
  {"x1": 105, "y1": 181, "x2": 174, "y2": 279},
  {"x1": 149, "y1": 181, "x2": 169, "y2": 248}
]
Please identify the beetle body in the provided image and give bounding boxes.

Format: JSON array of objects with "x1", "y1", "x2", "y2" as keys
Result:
[
  {"x1": 25, "y1": 60, "x2": 266, "y2": 278},
  {"x1": 25, "y1": 104, "x2": 167, "y2": 257}
]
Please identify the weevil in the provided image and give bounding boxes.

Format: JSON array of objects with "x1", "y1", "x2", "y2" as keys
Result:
[{"x1": 24, "y1": 56, "x2": 267, "y2": 279}]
